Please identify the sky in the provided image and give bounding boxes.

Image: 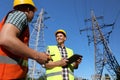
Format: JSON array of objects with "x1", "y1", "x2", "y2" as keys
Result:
[{"x1": 1, "y1": 0, "x2": 120, "y2": 80}]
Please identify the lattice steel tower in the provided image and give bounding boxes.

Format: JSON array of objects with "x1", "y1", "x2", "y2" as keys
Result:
[
  {"x1": 27, "y1": 8, "x2": 48, "y2": 80},
  {"x1": 80, "y1": 10, "x2": 120, "y2": 80}
]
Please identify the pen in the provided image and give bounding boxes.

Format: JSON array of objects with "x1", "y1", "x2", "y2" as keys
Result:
[
  {"x1": 49, "y1": 54, "x2": 55, "y2": 61},
  {"x1": 50, "y1": 54, "x2": 55, "y2": 56}
]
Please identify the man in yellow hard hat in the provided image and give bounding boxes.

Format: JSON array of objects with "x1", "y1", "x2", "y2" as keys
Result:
[
  {"x1": 0, "y1": 0, "x2": 50, "y2": 79},
  {"x1": 44, "y1": 29, "x2": 82, "y2": 80}
]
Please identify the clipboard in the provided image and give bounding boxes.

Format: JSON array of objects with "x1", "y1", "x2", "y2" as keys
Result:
[{"x1": 67, "y1": 54, "x2": 83, "y2": 64}]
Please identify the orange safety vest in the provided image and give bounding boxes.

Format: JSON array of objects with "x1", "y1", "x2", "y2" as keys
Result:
[{"x1": 0, "y1": 14, "x2": 29, "y2": 79}]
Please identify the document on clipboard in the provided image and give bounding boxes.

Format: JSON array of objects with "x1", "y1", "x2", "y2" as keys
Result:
[{"x1": 67, "y1": 54, "x2": 83, "y2": 64}]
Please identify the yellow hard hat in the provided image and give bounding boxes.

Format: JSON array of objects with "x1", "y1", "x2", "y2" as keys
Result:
[
  {"x1": 55, "y1": 29, "x2": 66, "y2": 37},
  {"x1": 13, "y1": 0, "x2": 37, "y2": 11}
]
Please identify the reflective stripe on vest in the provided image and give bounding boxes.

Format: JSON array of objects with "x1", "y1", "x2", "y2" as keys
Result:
[
  {"x1": 0, "y1": 56, "x2": 28, "y2": 67},
  {"x1": 46, "y1": 71, "x2": 74, "y2": 77}
]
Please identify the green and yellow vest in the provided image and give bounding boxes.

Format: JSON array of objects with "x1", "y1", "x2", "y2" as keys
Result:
[{"x1": 46, "y1": 45, "x2": 74, "y2": 80}]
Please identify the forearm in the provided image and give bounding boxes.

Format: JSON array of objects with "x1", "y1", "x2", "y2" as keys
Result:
[
  {"x1": 1, "y1": 36, "x2": 36, "y2": 59},
  {"x1": 0, "y1": 24, "x2": 51, "y2": 65},
  {"x1": 45, "y1": 58, "x2": 69, "y2": 69},
  {"x1": 3, "y1": 38, "x2": 51, "y2": 65},
  {"x1": 45, "y1": 61, "x2": 61, "y2": 69},
  {"x1": 0, "y1": 24, "x2": 37, "y2": 59}
]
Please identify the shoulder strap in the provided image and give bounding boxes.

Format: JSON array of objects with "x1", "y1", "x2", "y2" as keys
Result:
[{"x1": 0, "y1": 18, "x2": 6, "y2": 31}]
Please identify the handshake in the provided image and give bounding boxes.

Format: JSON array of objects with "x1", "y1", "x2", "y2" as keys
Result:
[{"x1": 33, "y1": 52, "x2": 52, "y2": 65}]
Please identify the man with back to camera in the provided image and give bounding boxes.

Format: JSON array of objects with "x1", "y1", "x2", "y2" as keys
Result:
[{"x1": 0, "y1": 0, "x2": 50, "y2": 79}]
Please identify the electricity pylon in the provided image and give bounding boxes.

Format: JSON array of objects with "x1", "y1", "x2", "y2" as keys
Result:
[
  {"x1": 27, "y1": 8, "x2": 49, "y2": 80},
  {"x1": 80, "y1": 10, "x2": 120, "y2": 80}
]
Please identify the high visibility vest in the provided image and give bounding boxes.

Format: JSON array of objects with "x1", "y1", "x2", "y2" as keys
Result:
[
  {"x1": 0, "y1": 16, "x2": 29, "y2": 79},
  {"x1": 46, "y1": 46, "x2": 74, "y2": 80}
]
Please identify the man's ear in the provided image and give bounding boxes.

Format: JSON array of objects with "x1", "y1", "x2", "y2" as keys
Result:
[{"x1": 64, "y1": 37, "x2": 67, "y2": 41}]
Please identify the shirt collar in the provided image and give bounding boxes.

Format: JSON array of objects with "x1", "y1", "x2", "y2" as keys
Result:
[{"x1": 57, "y1": 44, "x2": 65, "y2": 49}]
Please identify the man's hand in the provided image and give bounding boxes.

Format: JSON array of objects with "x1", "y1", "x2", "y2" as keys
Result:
[
  {"x1": 58, "y1": 58, "x2": 69, "y2": 67},
  {"x1": 76, "y1": 57, "x2": 82, "y2": 64},
  {"x1": 73, "y1": 57, "x2": 82, "y2": 69},
  {"x1": 35, "y1": 52, "x2": 51, "y2": 64}
]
